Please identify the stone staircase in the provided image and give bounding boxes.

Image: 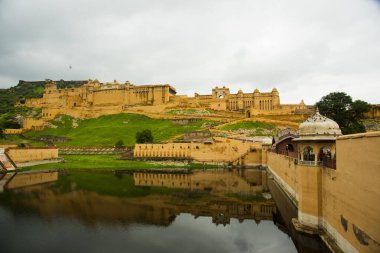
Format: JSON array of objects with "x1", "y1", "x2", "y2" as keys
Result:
[{"x1": 0, "y1": 149, "x2": 16, "y2": 171}]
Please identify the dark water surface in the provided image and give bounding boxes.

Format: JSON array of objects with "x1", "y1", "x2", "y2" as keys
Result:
[{"x1": 0, "y1": 169, "x2": 330, "y2": 253}]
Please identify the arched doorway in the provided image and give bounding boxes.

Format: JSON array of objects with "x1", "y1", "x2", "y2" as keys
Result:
[
  {"x1": 303, "y1": 146, "x2": 315, "y2": 161},
  {"x1": 318, "y1": 146, "x2": 331, "y2": 161},
  {"x1": 286, "y1": 143, "x2": 294, "y2": 152},
  {"x1": 246, "y1": 110, "x2": 251, "y2": 118}
]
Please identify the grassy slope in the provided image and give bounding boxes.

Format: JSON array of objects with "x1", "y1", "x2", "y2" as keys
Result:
[
  {"x1": 220, "y1": 121, "x2": 277, "y2": 136},
  {"x1": 23, "y1": 113, "x2": 218, "y2": 147}
]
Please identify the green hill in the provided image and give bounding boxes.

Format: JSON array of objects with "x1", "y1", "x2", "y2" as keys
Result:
[
  {"x1": 220, "y1": 121, "x2": 277, "y2": 136},
  {"x1": 22, "y1": 113, "x2": 219, "y2": 147},
  {"x1": 0, "y1": 80, "x2": 86, "y2": 115}
]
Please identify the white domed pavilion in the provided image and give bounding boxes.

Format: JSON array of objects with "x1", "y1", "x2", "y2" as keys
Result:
[{"x1": 294, "y1": 109, "x2": 342, "y2": 165}]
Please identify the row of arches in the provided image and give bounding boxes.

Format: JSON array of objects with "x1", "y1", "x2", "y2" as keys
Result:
[
  {"x1": 134, "y1": 149, "x2": 190, "y2": 158},
  {"x1": 302, "y1": 146, "x2": 333, "y2": 161}
]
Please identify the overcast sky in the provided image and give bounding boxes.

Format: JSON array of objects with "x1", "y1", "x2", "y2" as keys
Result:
[{"x1": 0, "y1": 0, "x2": 379, "y2": 104}]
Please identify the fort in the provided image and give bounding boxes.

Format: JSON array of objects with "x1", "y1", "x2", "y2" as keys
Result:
[
  {"x1": 1, "y1": 79, "x2": 378, "y2": 253},
  {"x1": 20, "y1": 79, "x2": 309, "y2": 121}
]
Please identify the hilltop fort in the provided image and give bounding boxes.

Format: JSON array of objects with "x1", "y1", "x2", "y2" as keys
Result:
[{"x1": 21, "y1": 79, "x2": 310, "y2": 121}]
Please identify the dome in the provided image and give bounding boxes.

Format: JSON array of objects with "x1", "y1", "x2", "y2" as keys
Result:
[
  {"x1": 272, "y1": 88, "x2": 278, "y2": 93},
  {"x1": 294, "y1": 109, "x2": 342, "y2": 141},
  {"x1": 253, "y1": 88, "x2": 260, "y2": 94}
]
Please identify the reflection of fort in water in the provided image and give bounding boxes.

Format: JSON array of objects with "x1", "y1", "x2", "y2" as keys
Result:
[
  {"x1": 1, "y1": 170, "x2": 276, "y2": 227},
  {"x1": 133, "y1": 169, "x2": 268, "y2": 194}
]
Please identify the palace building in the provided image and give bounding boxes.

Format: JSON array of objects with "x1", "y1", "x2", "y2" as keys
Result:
[{"x1": 22, "y1": 79, "x2": 310, "y2": 121}]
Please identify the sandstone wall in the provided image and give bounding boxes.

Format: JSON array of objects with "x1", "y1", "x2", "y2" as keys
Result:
[
  {"x1": 321, "y1": 132, "x2": 380, "y2": 253},
  {"x1": 134, "y1": 139, "x2": 255, "y2": 164},
  {"x1": 23, "y1": 118, "x2": 44, "y2": 130},
  {"x1": 364, "y1": 105, "x2": 380, "y2": 119},
  {"x1": 266, "y1": 132, "x2": 380, "y2": 253},
  {"x1": 3, "y1": 129, "x2": 24, "y2": 134},
  {"x1": 7, "y1": 148, "x2": 59, "y2": 163},
  {"x1": 266, "y1": 152, "x2": 299, "y2": 201}
]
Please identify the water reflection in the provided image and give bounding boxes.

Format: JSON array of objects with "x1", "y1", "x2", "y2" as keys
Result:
[{"x1": 0, "y1": 169, "x2": 330, "y2": 253}]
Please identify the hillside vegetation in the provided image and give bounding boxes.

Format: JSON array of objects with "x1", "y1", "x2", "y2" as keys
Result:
[
  {"x1": 23, "y1": 113, "x2": 219, "y2": 146},
  {"x1": 0, "y1": 80, "x2": 85, "y2": 115},
  {"x1": 220, "y1": 121, "x2": 277, "y2": 136}
]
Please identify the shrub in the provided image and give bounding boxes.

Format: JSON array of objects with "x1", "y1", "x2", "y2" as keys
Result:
[
  {"x1": 135, "y1": 129, "x2": 153, "y2": 143},
  {"x1": 115, "y1": 140, "x2": 125, "y2": 148}
]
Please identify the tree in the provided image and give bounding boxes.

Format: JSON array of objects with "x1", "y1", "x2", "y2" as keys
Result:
[
  {"x1": 315, "y1": 92, "x2": 371, "y2": 134},
  {"x1": 135, "y1": 129, "x2": 153, "y2": 143},
  {"x1": 0, "y1": 127, "x2": 4, "y2": 139},
  {"x1": 115, "y1": 139, "x2": 125, "y2": 148}
]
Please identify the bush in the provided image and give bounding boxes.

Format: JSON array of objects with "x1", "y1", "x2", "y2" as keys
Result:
[
  {"x1": 135, "y1": 129, "x2": 153, "y2": 143},
  {"x1": 115, "y1": 140, "x2": 125, "y2": 148}
]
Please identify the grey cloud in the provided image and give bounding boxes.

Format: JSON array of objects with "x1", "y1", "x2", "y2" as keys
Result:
[{"x1": 0, "y1": 0, "x2": 379, "y2": 104}]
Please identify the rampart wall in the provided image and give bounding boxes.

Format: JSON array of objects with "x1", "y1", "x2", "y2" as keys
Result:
[
  {"x1": 266, "y1": 132, "x2": 380, "y2": 253},
  {"x1": 134, "y1": 139, "x2": 262, "y2": 165},
  {"x1": 6, "y1": 148, "x2": 59, "y2": 163}
]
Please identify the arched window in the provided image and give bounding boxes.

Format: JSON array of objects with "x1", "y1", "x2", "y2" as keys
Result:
[
  {"x1": 303, "y1": 146, "x2": 314, "y2": 161},
  {"x1": 287, "y1": 143, "x2": 294, "y2": 152},
  {"x1": 318, "y1": 146, "x2": 331, "y2": 161}
]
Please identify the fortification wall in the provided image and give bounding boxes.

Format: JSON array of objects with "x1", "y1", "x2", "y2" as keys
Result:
[
  {"x1": 134, "y1": 139, "x2": 255, "y2": 164},
  {"x1": 321, "y1": 132, "x2": 380, "y2": 253},
  {"x1": 3, "y1": 129, "x2": 24, "y2": 134},
  {"x1": 266, "y1": 152, "x2": 299, "y2": 201},
  {"x1": 92, "y1": 90, "x2": 125, "y2": 105},
  {"x1": 266, "y1": 132, "x2": 380, "y2": 253},
  {"x1": 7, "y1": 148, "x2": 59, "y2": 163},
  {"x1": 364, "y1": 105, "x2": 380, "y2": 119},
  {"x1": 23, "y1": 81, "x2": 307, "y2": 122},
  {"x1": 23, "y1": 118, "x2": 44, "y2": 130}
]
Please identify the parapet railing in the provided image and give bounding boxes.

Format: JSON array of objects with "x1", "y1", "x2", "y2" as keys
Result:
[
  {"x1": 298, "y1": 160, "x2": 323, "y2": 166},
  {"x1": 268, "y1": 149, "x2": 336, "y2": 169},
  {"x1": 268, "y1": 149, "x2": 298, "y2": 159},
  {"x1": 321, "y1": 158, "x2": 336, "y2": 170}
]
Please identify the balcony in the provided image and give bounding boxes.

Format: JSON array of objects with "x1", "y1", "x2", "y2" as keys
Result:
[{"x1": 269, "y1": 149, "x2": 336, "y2": 169}]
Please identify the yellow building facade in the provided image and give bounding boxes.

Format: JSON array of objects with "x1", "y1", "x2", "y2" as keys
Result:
[
  {"x1": 25, "y1": 79, "x2": 177, "y2": 119},
  {"x1": 22, "y1": 79, "x2": 309, "y2": 121}
]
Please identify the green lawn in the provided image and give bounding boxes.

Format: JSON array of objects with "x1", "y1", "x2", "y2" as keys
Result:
[
  {"x1": 0, "y1": 134, "x2": 46, "y2": 147},
  {"x1": 220, "y1": 121, "x2": 277, "y2": 136},
  {"x1": 21, "y1": 155, "x2": 218, "y2": 171},
  {"x1": 22, "y1": 113, "x2": 219, "y2": 147}
]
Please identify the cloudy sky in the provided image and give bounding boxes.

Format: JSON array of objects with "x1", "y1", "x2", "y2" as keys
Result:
[{"x1": 0, "y1": 0, "x2": 379, "y2": 104}]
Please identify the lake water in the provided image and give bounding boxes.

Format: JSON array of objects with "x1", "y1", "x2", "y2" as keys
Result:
[{"x1": 0, "y1": 169, "x2": 331, "y2": 253}]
